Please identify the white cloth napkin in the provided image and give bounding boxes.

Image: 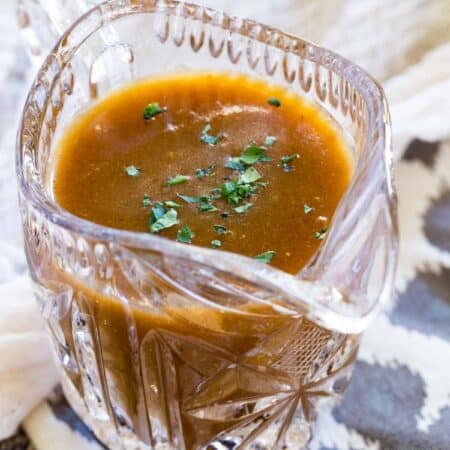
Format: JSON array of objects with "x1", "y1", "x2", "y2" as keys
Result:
[
  {"x1": 0, "y1": 276, "x2": 59, "y2": 439},
  {"x1": 1, "y1": 0, "x2": 450, "y2": 443}
]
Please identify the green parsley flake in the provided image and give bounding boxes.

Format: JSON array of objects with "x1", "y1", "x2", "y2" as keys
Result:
[
  {"x1": 226, "y1": 193, "x2": 241, "y2": 205},
  {"x1": 151, "y1": 201, "x2": 166, "y2": 221},
  {"x1": 197, "y1": 201, "x2": 218, "y2": 213},
  {"x1": 177, "y1": 225, "x2": 194, "y2": 243},
  {"x1": 253, "y1": 250, "x2": 276, "y2": 263},
  {"x1": 304, "y1": 204, "x2": 314, "y2": 214},
  {"x1": 164, "y1": 200, "x2": 181, "y2": 208},
  {"x1": 142, "y1": 195, "x2": 152, "y2": 207},
  {"x1": 211, "y1": 240, "x2": 222, "y2": 249},
  {"x1": 267, "y1": 97, "x2": 281, "y2": 107},
  {"x1": 240, "y1": 144, "x2": 269, "y2": 165},
  {"x1": 234, "y1": 203, "x2": 253, "y2": 214},
  {"x1": 314, "y1": 227, "x2": 328, "y2": 240},
  {"x1": 264, "y1": 136, "x2": 277, "y2": 146},
  {"x1": 213, "y1": 224, "x2": 228, "y2": 235},
  {"x1": 125, "y1": 165, "x2": 140, "y2": 177},
  {"x1": 176, "y1": 193, "x2": 202, "y2": 204},
  {"x1": 150, "y1": 208, "x2": 178, "y2": 233},
  {"x1": 279, "y1": 153, "x2": 300, "y2": 172},
  {"x1": 200, "y1": 123, "x2": 224, "y2": 146},
  {"x1": 221, "y1": 180, "x2": 238, "y2": 196},
  {"x1": 220, "y1": 179, "x2": 256, "y2": 205},
  {"x1": 167, "y1": 174, "x2": 190, "y2": 186},
  {"x1": 239, "y1": 166, "x2": 262, "y2": 184},
  {"x1": 143, "y1": 102, "x2": 167, "y2": 120},
  {"x1": 237, "y1": 183, "x2": 256, "y2": 197},
  {"x1": 280, "y1": 154, "x2": 300, "y2": 164},
  {"x1": 225, "y1": 158, "x2": 246, "y2": 172},
  {"x1": 196, "y1": 163, "x2": 216, "y2": 179}
]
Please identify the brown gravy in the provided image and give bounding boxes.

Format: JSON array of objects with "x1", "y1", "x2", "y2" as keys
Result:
[{"x1": 53, "y1": 72, "x2": 352, "y2": 274}]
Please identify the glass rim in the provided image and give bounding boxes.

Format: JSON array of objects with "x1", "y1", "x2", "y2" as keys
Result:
[{"x1": 16, "y1": 0, "x2": 397, "y2": 334}]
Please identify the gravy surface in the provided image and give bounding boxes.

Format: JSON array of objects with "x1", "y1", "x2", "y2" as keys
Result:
[{"x1": 53, "y1": 72, "x2": 352, "y2": 273}]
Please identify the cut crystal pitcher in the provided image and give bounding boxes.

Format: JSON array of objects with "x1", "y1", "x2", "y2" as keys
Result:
[{"x1": 16, "y1": 1, "x2": 398, "y2": 449}]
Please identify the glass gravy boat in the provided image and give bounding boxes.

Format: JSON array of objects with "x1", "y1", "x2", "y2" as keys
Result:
[{"x1": 17, "y1": 1, "x2": 398, "y2": 449}]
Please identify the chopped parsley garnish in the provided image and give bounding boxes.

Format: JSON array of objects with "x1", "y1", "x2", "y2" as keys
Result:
[
  {"x1": 220, "y1": 178, "x2": 257, "y2": 205},
  {"x1": 176, "y1": 193, "x2": 202, "y2": 204},
  {"x1": 304, "y1": 204, "x2": 314, "y2": 214},
  {"x1": 236, "y1": 183, "x2": 256, "y2": 197},
  {"x1": 279, "y1": 153, "x2": 300, "y2": 172},
  {"x1": 267, "y1": 97, "x2": 281, "y2": 107},
  {"x1": 149, "y1": 205, "x2": 178, "y2": 233},
  {"x1": 239, "y1": 166, "x2": 262, "y2": 184},
  {"x1": 264, "y1": 136, "x2": 277, "y2": 146},
  {"x1": 200, "y1": 123, "x2": 224, "y2": 146},
  {"x1": 125, "y1": 165, "x2": 140, "y2": 177},
  {"x1": 196, "y1": 163, "x2": 216, "y2": 179},
  {"x1": 280, "y1": 154, "x2": 300, "y2": 164},
  {"x1": 142, "y1": 195, "x2": 152, "y2": 207},
  {"x1": 177, "y1": 225, "x2": 194, "y2": 243},
  {"x1": 167, "y1": 174, "x2": 190, "y2": 186},
  {"x1": 221, "y1": 180, "x2": 239, "y2": 202},
  {"x1": 164, "y1": 200, "x2": 181, "y2": 208},
  {"x1": 221, "y1": 181, "x2": 239, "y2": 205},
  {"x1": 314, "y1": 227, "x2": 328, "y2": 240},
  {"x1": 240, "y1": 144, "x2": 270, "y2": 165},
  {"x1": 197, "y1": 201, "x2": 218, "y2": 213},
  {"x1": 144, "y1": 119, "x2": 279, "y2": 240},
  {"x1": 143, "y1": 102, "x2": 167, "y2": 120},
  {"x1": 225, "y1": 158, "x2": 246, "y2": 172},
  {"x1": 213, "y1": 224, "x2": 228, "y2": 235},
  {"x1": 151, "y1": 201, "x2": 166, "y2": 220},
  {"x1": 211, "y1": 240, "x2": 222, "y2": 248},
  {"x1": 225, "y1": 143, "x2": 270, "y2": 174},
  {"x1": 234, "y1": 203, "x2": 253, "y2": 214},
  {"x1": 253, "y1": 250, "x2": 276, "y2": 263}
]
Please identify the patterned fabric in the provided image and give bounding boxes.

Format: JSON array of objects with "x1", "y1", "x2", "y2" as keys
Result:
[
  {"x1": 1, "y1": 1, "x2": 449, "y2": 449},
  {"x1": 0, "y1": 430, "x2": 33, "y2": 450}
]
